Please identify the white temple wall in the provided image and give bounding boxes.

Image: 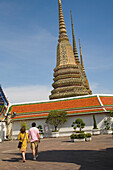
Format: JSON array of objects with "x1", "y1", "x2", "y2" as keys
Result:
[
  {"x1": 12, "y1": 113, "x2": 107, "y2": 138},
  {"x1": 12, "y1": 119, "x2": 46, "y2": 139},
  {"x1": 58, "y1": 113, "x2": 106, "y2": 136}
]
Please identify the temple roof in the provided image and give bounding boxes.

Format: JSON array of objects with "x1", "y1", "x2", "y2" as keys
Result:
[
  {"x1": 0, "y1": 86, "x2": 9, "y2": 106},
  {"x1": 0, "y1": 86, "x2": 9, "y2": 121},
  {"x1": 7, "y1": 94, "x2": 113, "y2": 121}
]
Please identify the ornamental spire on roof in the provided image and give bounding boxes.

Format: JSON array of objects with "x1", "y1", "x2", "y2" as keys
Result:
[
  {"x1": 70, "y1": 11, "x2": 80, "y2": 64},
  {"x1": 58, "y1": 0, "x2": 69, "y2": 42}
]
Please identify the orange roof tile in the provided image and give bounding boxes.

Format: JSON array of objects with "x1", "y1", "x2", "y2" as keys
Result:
[
  {"x1": 100, "y1": 96, "x2": 113, "y2": 106},
  {"x1": 9, "y1": 95, "x2": 113, "y2": 121},
  {"x1": 12, "y1": 107, "x2": 104, "y2": 121},
  {"x1": 10, "y1": 96, "x2": 100, "y2": 115}
]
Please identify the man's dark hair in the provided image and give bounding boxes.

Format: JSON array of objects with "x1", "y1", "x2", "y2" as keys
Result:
[{"x1": 32, "y1": 122, "x2": 36, "y2": 127}]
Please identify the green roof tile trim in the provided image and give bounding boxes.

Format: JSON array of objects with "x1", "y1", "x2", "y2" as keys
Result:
[
  {"x1": 100, "y1": 96, "x2": 113, "y2": 97},
  {"x1": 68, "y1": 110, "x2": 105, "y2": 116},
  {"x1": 104, "y1": 105, "x2": 113, "y2": 106},
  {"x1": 12, "y1": 115, "x2": 47, "y2": 121}
]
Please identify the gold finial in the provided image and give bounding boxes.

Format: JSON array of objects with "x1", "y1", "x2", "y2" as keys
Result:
[
  {"x1": 70, "y1": 11, "x2": 80, "y2": 64},
  {"x1": 58, "y1": 0, "x2": 61, "y2": 4},
  {"x1": 58, "y1": 0, "x2": 69, "y2": 42}
]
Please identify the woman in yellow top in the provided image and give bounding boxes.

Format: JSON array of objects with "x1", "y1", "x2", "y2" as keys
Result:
[{"x1": 18, "y1": 127, "x2": 29, "y2": 162}]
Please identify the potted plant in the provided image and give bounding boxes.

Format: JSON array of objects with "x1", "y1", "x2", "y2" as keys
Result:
[
  {"x1": 37, "y1": 125, "x2": 44, "y2": 138},
  {"x1": 72, "y1": 118, "x2": 85, "y2": 133},
  {"x1": 45, "y1": 110, "x2": 68, "y2": 137},
  {"x1": 70, "y1": 133, "x2": 85, "y2": 142},
  {"x1": 92, "y1": 114, "x2": 100, "y2": 135},
  {"x1": 103, "y1": 119, "x2": 112, "y2": 134},
  {"x1": 110, "y1": 110, "x2": 113, "y2": 117},
  {"x1": 85, "y1": 133, "x2": 92, "y2": 141},
  {"x1": 70, "y1": 134, "x2": 75, "y2": 142},
  {"x1": 110, "y1": 111, "x2": 113, "y2": 129},
  {"x1": 76, "y1": 133, "x2": 85, "y2": 142}
]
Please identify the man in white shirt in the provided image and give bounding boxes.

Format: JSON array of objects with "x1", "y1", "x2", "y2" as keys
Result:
[{"x1": 28, "y1": 122, "x2": 40, "y2": 160}]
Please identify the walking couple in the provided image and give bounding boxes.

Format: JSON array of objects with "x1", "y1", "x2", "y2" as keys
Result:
[{"x1": 18, "y1": 122, "x2": 40, "y2": 162}]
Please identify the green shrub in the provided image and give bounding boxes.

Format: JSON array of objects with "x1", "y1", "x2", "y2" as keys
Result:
[
  {"x1": 72, "y1": 118, "x2": 85, "y2": 132},
  {"x1": 74, "y1": 134, "x2": 79, "y2": 139},
  {"x1": 70, "y1": 133, "x2": 86, "y2": 139},
  {"x1": 70, "y1": 134, "x2": 75, "y2": 139},
  {"x1": 52, "y1": 130, "x2": 59, "y2": 132},
  {"x1": 85, "y1": 133, "x2": 91, "y2": 138},
  {"x1": 104, "y1": 120, "x2": 110, "y2": 130},
  {"x1": 75, "y1": 131, "x2": 84, "y2": 133},
  {"x1": 78, "y1": 133, "x2": 85, "y2": 139},
  {"x1": 110, "y1": 111, "x2": 113, "y2": 117},
  {"x1": 37, "y1": 125, "x2": 43, "y2": 134}
]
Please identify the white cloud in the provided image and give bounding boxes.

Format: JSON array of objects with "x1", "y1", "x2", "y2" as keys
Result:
[
  {"x1": 4, "y1": 83, "x2": 113, "y2": 105},
  {"x1": 4, "y1": 85, "x2": 52, "y2": 104},
  {"x1": 91, "y1": 82, "x2": 113, "y2": 94}
]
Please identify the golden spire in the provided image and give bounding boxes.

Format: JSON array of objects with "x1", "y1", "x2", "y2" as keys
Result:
[
  {"x1": 49, "y1": 0, "x2": 89, "y2": 100},
  {"x1": 58, "y1": 0, "x2": 69, "y2": 42},
  {"x1": 79, "y1": 39, "x2": 92, "y2": 94},
  {"x1": 79, "y1": 39, "x2": 85, "y2": 72},
  {"x1": 70, "y1": 10, "x2": 80, "y2": 64}
]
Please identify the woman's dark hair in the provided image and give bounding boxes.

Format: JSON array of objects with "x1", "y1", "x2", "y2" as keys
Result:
[
  {"x1": 32, "y1": 122, "x2": 36, "y2": 127},
  {"x1": 20, "y1": 127, "x2": 26, "y2": 133}
]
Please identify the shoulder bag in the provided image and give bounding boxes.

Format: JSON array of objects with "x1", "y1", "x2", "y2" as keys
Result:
[{"x1": 18, "y1": 133, "x2": 26, "y2": 149}]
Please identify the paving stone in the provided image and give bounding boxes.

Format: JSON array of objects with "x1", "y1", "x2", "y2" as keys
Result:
[{"x1": 0, "y1": 135, "x2": 113, "y2": 170}]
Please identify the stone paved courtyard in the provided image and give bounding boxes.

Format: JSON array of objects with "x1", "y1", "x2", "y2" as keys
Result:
[{"x1": 0, "y1": 135, "x2": 113, "y2": 170}]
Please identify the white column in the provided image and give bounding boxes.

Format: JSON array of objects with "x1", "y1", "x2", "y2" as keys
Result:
[{"x1": 0, "y1": 122, "x2": 2, "y2": 142}]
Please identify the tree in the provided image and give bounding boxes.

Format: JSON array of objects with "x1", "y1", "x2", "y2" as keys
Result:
[
  {"x1": 72, "y1": 118, "x2": 85, "y2": 132},
  {"x1": 93, "y1": 114, "x2": 98, "y2": 129},
  {"x1": 110, "y1": 110, "x2": 113, "y2": 117},
  {"x1": 20, "y1": 122, "x2": 29, "y2": 130},
  {"x1": 45, "y1": 110, "x2": 68, "y2": 131},
  {"x1": 104, "y1": 120, "x2": 110, "y2": 130}
]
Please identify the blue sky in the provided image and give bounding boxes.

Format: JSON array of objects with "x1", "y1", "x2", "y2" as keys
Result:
[{"x1": 0, "y1": 0, "x2": 113, "y2": 103}]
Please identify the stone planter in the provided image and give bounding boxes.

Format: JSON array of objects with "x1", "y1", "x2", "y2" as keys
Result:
[
  {"x1": 85, "y1": 137, "x2": 92, "y2": 142},
  {"x1": 74, "y1": 138, "x2": 85, "y2": 142},
  {"x1": 71, "y1": 138, "x2": 85, "y2": 142},
  {"x1": 103, "y1": 129, "x2": 112, "y2": 135},
  {"x1": 92, "y1": 129, "x2": 100, "y2": 135},
  {"x1": 40, "y1": 134, "x2": 44, "y2": 139},
  {"x1": 71, "y1": 138, "x2": 75, "y2": 142},
  {"x1": 51, "y1": 131, "x2": 59, "y2": 138}
]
